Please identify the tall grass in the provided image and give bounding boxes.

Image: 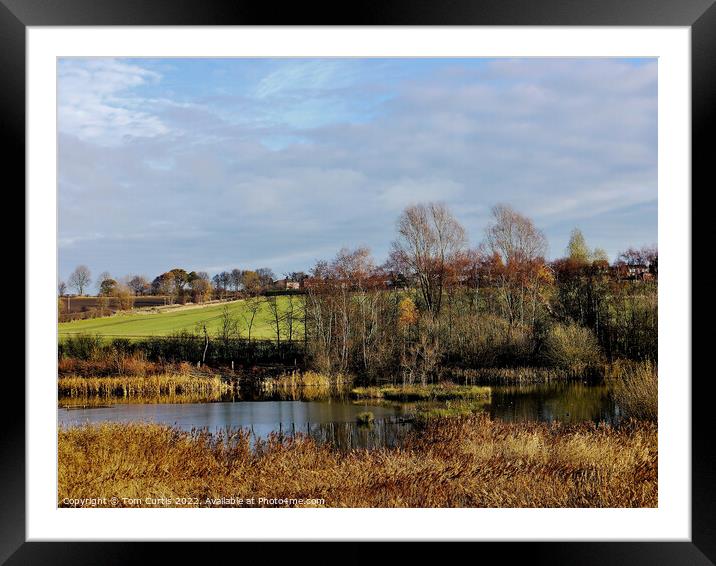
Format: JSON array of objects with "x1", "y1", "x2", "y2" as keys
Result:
[
  {"x1": 58, "y1": 373, "x2": 230, "y2": 398},
  {"x1": 258, "y1": 371, "x2": 351, "y2": 400},
  {"x1": 608, "y1": 360, "x2": 658, "y2": 421},
  {"x1": 58, "y1": 416, "x2": 657, "y2": 508}
]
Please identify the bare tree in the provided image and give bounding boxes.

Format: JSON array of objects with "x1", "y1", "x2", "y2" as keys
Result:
[
  {"x1": 391, "y1": 202, "x2": 466, "y2": 317},
  {"x1": 58, "y1": 281, "x2": 67, "y2": 296},
  {"x1": 485, "y1": 204, "x2": 550, "y2": 326},
  {"x1": 217, "y1": 305, "x2": 240, "y2": 342},
  {"x1": 230, "y1": 269, "x2": 243, "y2": 293},
  {"x1": 242, "y1": 295, "x2": 263, "y2": 341},
  {"x1": 256, "y1": 267, "x2": 276, "y2": 289},
  {"x1": 266, "y1": 295, "x2": 284, "y2": 346},
  {"x1": 486, "y1": 204, "x2": 547, "y2": 265},
  {"x1": 282, "y1": 294, "x2": 298, "y2": 343},
  {"x1": 68, "y1": 265, "x2": 91, "y2": 296}
]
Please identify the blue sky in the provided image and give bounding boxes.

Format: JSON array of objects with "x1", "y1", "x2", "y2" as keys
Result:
[{"x1": 58, "y1": 57, "x2": 657, "y2": 283}]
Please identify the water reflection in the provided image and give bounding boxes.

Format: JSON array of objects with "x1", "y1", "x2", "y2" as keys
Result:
[
  {"x1": 488, "y1": 383, "x2": 620, "y2": 425},
  {"x1": 59, "y1": 382, "x2": 621, "y2": 449}
]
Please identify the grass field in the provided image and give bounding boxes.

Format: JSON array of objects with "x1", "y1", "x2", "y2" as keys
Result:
[{"x1": 58, "y1": 297, "x2": 302, "y2": 340}]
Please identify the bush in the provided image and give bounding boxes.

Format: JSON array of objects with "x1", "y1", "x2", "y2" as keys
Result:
[
  {"x1": 539, "y1": 322, "x2": 602, "y2": 372},
  {"x1": 59, "y1": 334, "x2": 105, "y2": 360},
  {"x1": 445, "y1": 313, "x2": 534, "y2": 368}
]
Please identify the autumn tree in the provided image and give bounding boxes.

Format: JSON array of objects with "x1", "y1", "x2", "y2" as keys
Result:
[
  {"x1": 592, "y1": 247, "x2": 609, "y2": 264},
  {"x1": 152, "y1": 272, "x2": 176, "y2": 304},
  {"x1": 127, "y1": 275, "x2": 150, "y2": 296},
  {"x1": 189, "y1": 273, "x2": 213, "y2": 303},
  {"x1": 113, "y1": 283, "x2": 135, "y2": 310},
  {"x1": 168, "y1": 268, "x2": 189, "y2": 301},
  {"x1": 99, "y1": 278, "x2": 118, "y2": 297},
  {"x1": 241, "y1": 271, "x2": 261, "y2": 295}
]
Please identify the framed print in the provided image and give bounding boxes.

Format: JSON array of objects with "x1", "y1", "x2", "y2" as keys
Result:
[{"x1": 5, "y1": 0, "x2": 711, "y2": 562}]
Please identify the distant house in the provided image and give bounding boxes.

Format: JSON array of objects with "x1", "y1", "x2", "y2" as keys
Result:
[
  {"x1": 273, "y1": 279, "x2": 301, "y2": 290},
  {"x1": 615, "y1": 263, "x2": 654, "y2": 281}
]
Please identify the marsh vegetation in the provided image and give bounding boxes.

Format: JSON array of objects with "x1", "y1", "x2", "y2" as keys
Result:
[{"x1": 58, "y1": 416, "x2": 657, "y2": 508}]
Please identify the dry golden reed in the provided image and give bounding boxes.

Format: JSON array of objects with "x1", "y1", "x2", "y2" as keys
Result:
[
  {"x1": 58, "y1": 416, "x2": 657, "y2": 508},
  {"x1": 58, "y1": 373, "x2": 230, "y2": 398},
  {"x1": 608, "y1": 360, "x2": 658, "y2": 421}
]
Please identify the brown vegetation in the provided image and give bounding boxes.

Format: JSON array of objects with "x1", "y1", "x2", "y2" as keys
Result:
[
  {"x1": 58, "y1": 351, "x2": 177, "y2": 377},
  {"x1": 58, "y1": 373, "x2": 230, "y2": 398},
  {"x1": 58, "y1": 416, "x2": 657, "y2": 508},
  {"x1": 608, "y1": 360, "x2": 658, "y2": 421}
]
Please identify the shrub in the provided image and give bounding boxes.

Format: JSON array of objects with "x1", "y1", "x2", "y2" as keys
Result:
[
  {"x1": 59, "y1": 334, "x2": 105, "y2": 360},
  {"x1": 539, "y1": 322, "x2": 602, "y2": 372}
]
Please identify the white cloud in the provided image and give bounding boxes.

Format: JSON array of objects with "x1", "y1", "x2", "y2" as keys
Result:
[
  {"x1": 58, "y1": 58, "x2": 657, "y2": 279},
  {"x1": 58, "y1": 59, "x2": 169, "y2": 145}
]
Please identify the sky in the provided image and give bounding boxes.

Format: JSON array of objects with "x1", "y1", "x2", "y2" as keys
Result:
[{"x1": 58, "y1": 57, "x2": 657, "y2": 284}]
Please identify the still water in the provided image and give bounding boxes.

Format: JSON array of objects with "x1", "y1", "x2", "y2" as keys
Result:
[{"x1": 59, "y1": 383, "x2": 619, "y2": 449}]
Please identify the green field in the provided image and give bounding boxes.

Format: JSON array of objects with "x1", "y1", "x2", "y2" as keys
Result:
[{"x1": 58, "y1": 297, "x2": 302, "y2": 340}]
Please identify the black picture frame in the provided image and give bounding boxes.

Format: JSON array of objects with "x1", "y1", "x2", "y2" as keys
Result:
[{"x1": 5, "y1": 0, "x2": 709, "y2": 563}]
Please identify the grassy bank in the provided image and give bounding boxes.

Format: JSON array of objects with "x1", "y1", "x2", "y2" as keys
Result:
[
  {"x1": 58, "y1": 416, "x2": 657, "y2": 508},
  {"x1": 351, "y1": 384, "x2": 491, "y2": 401}
]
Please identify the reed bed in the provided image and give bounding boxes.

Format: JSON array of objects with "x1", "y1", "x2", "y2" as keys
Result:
[
  {"x1": 258, "y1": 371, "x2": 351, "y2": 401},
  {"x1": 608, "y1": 360, "x2": 658, "y2": 421},
  {"x1": 441, "y1": 366, "x2": 603, "y2": 384},
  {"x1": 261, "y1": 370, "x2": 349, "y2": 389},
  {"x1": 351, "y1": 384, "x2": 491, "y2": 402},
  {"x1": 58, "y1": 373, "x2": 230, "y2": 398},
  {"x1": 58, "y1": 416, "x2": 656, "y2": 508}
]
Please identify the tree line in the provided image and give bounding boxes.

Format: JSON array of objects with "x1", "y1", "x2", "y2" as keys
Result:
[
  {"x1": 58, "y1": 265, "x2": 292, "y2": 307},
  {"x1": 298, "y1": 202, "x2": 656, "y2": 382},
  {"x1": 59, "y1": 201, "x2": 656, "y2": 384}
]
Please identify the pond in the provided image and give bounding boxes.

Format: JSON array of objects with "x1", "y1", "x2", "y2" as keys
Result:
[{"x1": 58, "y1": 382, "x2": 620, "y2": 449}]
